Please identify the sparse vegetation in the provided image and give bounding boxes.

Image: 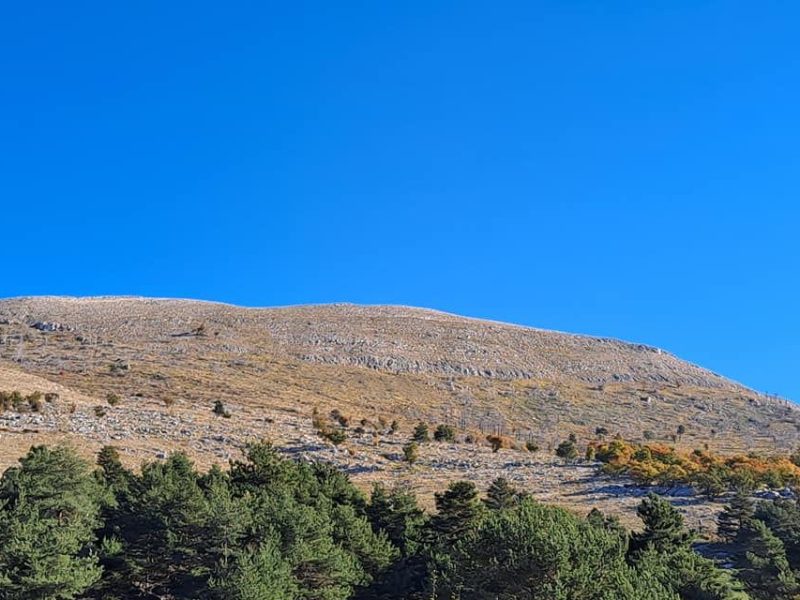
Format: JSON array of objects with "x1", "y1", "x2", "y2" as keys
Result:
[
  {"x1": 0, "y1": 390, "x2": 48, "y2": 413},
  {"x1": 412, "y1": 422, "x2": 430, "y2": 443},
  {"x1": 402, "y1": 440, "x2": 419, "y2": 464},
  {"x1": 486, "y1": 434, "x2": 512, "y2": 453},
  {"x1": 556, "y1": 439, "x2": 579, "y2": 462},
  {"x1": 212, "y1": 399, "x2": 231, "y2": 418},
  {"x1": 433, "y1": 423, "x2": 456, "y2": 443},
  {"x1": 525, "y1": 440, "x2": 539, "y2": 453},
  {"x1": 322, "y1": 428, "x2": 347, "y2": 446}
]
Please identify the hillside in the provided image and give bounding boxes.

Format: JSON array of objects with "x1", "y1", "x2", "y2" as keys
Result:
[{"x1": 0, "y1": 296, "x2": 797, "y2": 523}]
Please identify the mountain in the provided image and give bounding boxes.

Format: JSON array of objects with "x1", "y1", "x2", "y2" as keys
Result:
[{"x1": 0, "y1": 296, "x2": 797, "y2": 520}]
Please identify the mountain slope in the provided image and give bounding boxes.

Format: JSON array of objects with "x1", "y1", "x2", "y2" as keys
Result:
[{"x1": 1, "y1": 295, "x2": 797, "y2": 524}]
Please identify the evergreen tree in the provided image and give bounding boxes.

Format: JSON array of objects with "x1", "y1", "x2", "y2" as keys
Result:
[
  {"x1": 210, "y1": 537, "x2": 296, "y2": 600},
  {"x1": 96, "y1": 444, "x2": 130, "y2": 493},
  {"x1": 402, "y1": 441, "x2": 419, "y2": 464},
  {"x1": 717, "y1": 492, "x2": 755, "y2": 543},
  {"x1": 438, "y1": 499, "x2": 675, "y2": 599},
  {"x1": 737, "y1": 519, "x2": 800, "y2": 600},
  {"x1": 629, "y1": 494, "x2": 693, "y2": 557},
  {"x1": 412, "y1": 422, "x2": 430, "y2": 443},
  {"x1": 484, "y1": 477, "x2": 519, "y2": 510},
  {"x1": 0, "y1": 445, "x2": 103, "y2": 599},
  {"x1": 429, "y1": 481, "x2": 484, "y2": 545},
  {"x1": 367, "y1": 484, "x2": 426, "y2": 555},
  {"x1": 753, "y1": 498, "x2": 800, "y2": 569},
  {"x1": 100, "y1": 451, "x2": 211, "y2": 597},
  {"x1": 634, "y1": 547, "x2": 749, "y2": 600},
  {"x1": 433, "y1": 424, "x2": 456, "y2": 443},
  {"x1": 586, "y1": 507, "x2": 626, "y2": 538},
  {"x1": 555, "y1": 439, "x2": 578, "y2": 462}
]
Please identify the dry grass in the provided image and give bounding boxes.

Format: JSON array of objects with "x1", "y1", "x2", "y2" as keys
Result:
[{"x1": 0, "y1": 296, "x2": 796, "y2": 527}]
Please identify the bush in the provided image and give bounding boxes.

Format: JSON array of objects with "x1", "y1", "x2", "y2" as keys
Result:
[
  {"x1": 412, "y1": 422, "x2": 430, "y2": 443},
  {"x1": 434, "y1": 424, "x2": 456, "y2": 443},
  {"x1": 486, "y1": 434, "x2": 512, "y2": 453},
  {"x1": 525, "y1": 441, "x2": 539, "y2": 453},
  {"x1": 106, "y1": 392, "x2": 121, "y2": 407},
  {"x1": 213, "y1": 400, "x2": 230, "y2": 418},
  {"x1": 27, "y1": 392, "x2": 44, "y2": 413},
  {"x1": 556, "y1": 439, "x2": 578, "y2": 462},
  {"x1": 323, "y1": 429, "x2": 347, "y2": 446},
  {"x1": 403, "y1": 441, "x2": 419, "y2": 464}
]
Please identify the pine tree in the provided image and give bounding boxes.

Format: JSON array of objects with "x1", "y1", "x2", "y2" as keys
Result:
[
  {"x1": 402, "y1": 441, "x2": 419, "y2": 464},
  {"x1": 433, "y1": 424, "x2": 456, "y2": 443},
  {"x1": 430, "y1": 481, "x2": 484, "y2": 545},
  {"x1": 484, "y1": 478, "x2": 519, "y2": 510},
  {"x1": 0, "y1": 446, "x2": 103, "y2": 599},
  {"x1": 96, "y1": 445, "x2": 130, "y2": 492},
  {"x1": 367, "y1": 484, "x2": 426, "y2": 555},
  {"x1": 629, "y1": 494, "x2": 693, "y2": 557},
  {"x1": 210, "y1": 537, "x2": 296, "y2": 600},
  {"x1": 634, "y1": 546, "x2": 749, "y2": 600},
  {"x1": 717, "y1": 491, "x2": 755, "y2": 543},
  {"x1": 412, "y1": 422, "x2": 430, "y2": 443},
  {"x1": 737, "y1": 519, "x2": 800, "y2": 600},
  {"x1": 437, "y1": 499, "x2": 676, "y2": 600},
  {"x1": 555, "y1": 439, "x2": 578, "y2": 462}
]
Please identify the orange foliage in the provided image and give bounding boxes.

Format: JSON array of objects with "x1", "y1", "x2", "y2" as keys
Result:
[{"x1": 589, "y1": 438, "x2": 800, "y2": 489}]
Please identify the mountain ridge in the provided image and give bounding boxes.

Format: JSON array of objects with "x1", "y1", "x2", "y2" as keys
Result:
[{"x1": 0, "y1": 296, "x2": 742, "y2": 389}]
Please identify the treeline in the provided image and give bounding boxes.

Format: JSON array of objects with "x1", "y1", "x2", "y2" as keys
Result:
[
  {"x1": 0, "y1": 444, "x2": 797, "y2": 599},
  {"x1": 590, "y1": 438, "x2": 800, "y2": 495}
]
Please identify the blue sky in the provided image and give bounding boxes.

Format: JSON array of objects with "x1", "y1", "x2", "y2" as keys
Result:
[{"x1": 1, "y1": 2, "x2": 798, "y2": 399}]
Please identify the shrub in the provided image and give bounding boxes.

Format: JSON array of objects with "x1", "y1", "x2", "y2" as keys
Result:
[
  {"x1": 44, "y1": 392, "x2": 59, "y2": 403},
  {"x1": 555, "y1": 440, "x2": 578, "y2": 463},
  {"x1": 403, "y1": 441, "x2": 419, "y2": 464},
  {"x1": 412, "y1": 422, "x2": 430, "y2": 443},
  {"x1": 94, "y1": 406, "x2": 107, "y2": 418},
  {"x1": 330, "y1": 409, "x2": 350, "y2": 428},
  {"x1": 106, "y1": 392, "x2": 121, "y2": 407},
  {"x1": 486, "y1": 434, "x2": 512, "y2": 453},
  {"x1": 213, "y1": 400, "x2": 230, "y2": 418},
  {"x1": 322, "y1": 429, "x2": 347, "y2": 446},
  {"x1": 434, "y1": 424, "x2": 456, "y2": 443},
  {"x1": 108, "y1": 361, "x2": 129, "y2": 376},
  {"x1": 27, "y1": 392, "x2": 44, "y2": 413},
  {"x1": 525, "y1": 441, "x2": 539, "y2": 453}
]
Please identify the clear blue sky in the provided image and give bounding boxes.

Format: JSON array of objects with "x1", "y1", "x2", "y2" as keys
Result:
[{"x1": 1, "y1": 2, "x2": 797, "y2": 399}]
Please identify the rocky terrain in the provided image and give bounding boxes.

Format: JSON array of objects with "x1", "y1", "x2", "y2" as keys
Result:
[{"x1": 0, "y1": 296, "x2": 797, "y2": 525}]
